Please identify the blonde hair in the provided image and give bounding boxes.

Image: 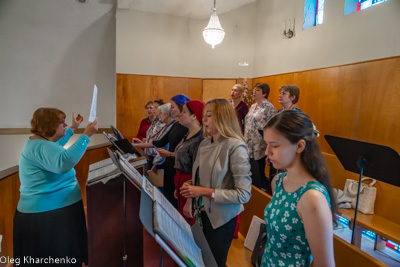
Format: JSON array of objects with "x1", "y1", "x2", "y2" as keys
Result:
[
  {"x1": 233, "y1": 84, "x2": 244, "y2": 93},
  {"x1": 204, "y1": 98, "x2": 246, "y2": 143}
]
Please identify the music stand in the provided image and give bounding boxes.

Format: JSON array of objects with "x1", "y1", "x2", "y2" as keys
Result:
[{"x1": 325, "y1": 135, "x2": 400, "y2": 244}]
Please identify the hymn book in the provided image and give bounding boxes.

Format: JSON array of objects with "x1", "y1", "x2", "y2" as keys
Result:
[
  {"x1": 87, "y1": 161, "x2": 120, "y2": 184},
  {"x1": 153, "y1": 202, "x2": 204, "y2": 267}
]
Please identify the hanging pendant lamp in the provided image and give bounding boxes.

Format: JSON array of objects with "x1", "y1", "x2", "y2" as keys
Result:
[{"x1": 203, "y1": 0, "x2": 225, "y2": 49}]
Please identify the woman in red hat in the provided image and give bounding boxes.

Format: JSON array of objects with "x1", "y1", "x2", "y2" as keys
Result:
[{"x1": 173, "y1": 100, "x2": 205, "y2": 224}]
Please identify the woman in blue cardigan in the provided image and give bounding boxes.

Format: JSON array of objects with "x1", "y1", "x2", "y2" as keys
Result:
[{"x1": 13, "y1": 107, "x2": 98, "y2": 266}]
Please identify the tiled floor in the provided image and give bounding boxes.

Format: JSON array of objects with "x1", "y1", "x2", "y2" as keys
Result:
[{"x1": 334, "y1": 223, "x2": 400, "y2": 267}]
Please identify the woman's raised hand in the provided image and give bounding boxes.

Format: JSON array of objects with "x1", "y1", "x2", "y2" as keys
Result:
[
  {"x1": 83, "y1": 118, "x2": 98, "y2": 137},
  {"x1": 71, "y1": 112, "x2": 83, "y2": 131}
]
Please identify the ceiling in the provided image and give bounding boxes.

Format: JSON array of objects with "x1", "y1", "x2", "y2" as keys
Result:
[{"x1": 117, "y1": 0, "x2": 257, "y2": 20}]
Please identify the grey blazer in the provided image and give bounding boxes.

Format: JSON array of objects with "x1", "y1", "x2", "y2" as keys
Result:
[{"x1": 192, "y1": 136, "x2": 252, "y2": 229}]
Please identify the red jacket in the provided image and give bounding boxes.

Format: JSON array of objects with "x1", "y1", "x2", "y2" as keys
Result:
[{"x1": 136, "y1": 117, "x2": 152, "y2": 140}]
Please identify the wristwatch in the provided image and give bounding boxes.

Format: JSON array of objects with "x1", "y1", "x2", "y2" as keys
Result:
[{"x1": 211, "y1": 191, "x2": 215, "y2": 200}]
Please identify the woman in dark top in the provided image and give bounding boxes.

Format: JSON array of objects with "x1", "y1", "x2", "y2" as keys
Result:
[
  {"x1": 153, "y1": 94, "x2": 191, "y2": 207},
  {"x1": 277, "y1": 84, "x2": 302, "y2": 113},
  {"x1": 231, "y1": 84, "x2": 249, "y2": 133},
  {"x1": 173, "y1": 100, "x2": 204, "y2": 224}
]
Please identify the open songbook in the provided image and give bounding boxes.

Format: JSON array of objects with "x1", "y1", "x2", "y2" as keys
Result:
[
  {"x1": 87, "y1": 158, "x2": 120, "y2": 183},
  {"x1": 142, "y1": 178, "x2": 205, "y2": 267}
]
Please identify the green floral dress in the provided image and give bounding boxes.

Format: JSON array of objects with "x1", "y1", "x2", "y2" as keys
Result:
[{"x1": 261, "y1": 172, "x2": 330, "y2": 267}]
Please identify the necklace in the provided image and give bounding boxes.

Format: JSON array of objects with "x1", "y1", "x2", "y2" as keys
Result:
[
  {"x1": 38, "y1": 135, "x2": 49, "y2": 141},
  {"x1": 284, "y1": 103, "x2": 294, "y2": 110}
]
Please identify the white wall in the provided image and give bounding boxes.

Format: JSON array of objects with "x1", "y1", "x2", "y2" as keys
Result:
[
  {"x1": 0, "y1": 0, "x2": 116, "y2": 128},
  {"x1": 0, "y1": 0, "x2": 116, "y2": 170},
  {"x1": 253, "y1": 0, "x2": 400, "y2": 76},
  {"x1": 116, "y1": 3, "x2": 257, "y2": 78},
  {"x1": 117, "y1": 0, "x2": 400, "y2": 78}
]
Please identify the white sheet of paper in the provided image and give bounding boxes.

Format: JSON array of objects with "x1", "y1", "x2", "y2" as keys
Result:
[
  {"x1": 244, "y1": 215, "x2": 266, "y2": 251},
  {"x1": 88, "y1": 85, "x2": 98, "y2": 122}
]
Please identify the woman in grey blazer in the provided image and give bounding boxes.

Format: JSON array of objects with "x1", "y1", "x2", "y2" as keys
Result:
[{"x1": 180, "y1": 98, "x2": 252, "y2": 267}]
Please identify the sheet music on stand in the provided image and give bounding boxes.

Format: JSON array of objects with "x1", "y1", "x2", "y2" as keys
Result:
[
  {"x1": 118, "y1": 155, "x2": 144, "y2": 189},
  {"x1": 87, "y1": 153, "x2": 120, "y2": 184},
  {"x1": 89, "y1": 158, "x2": 113, "y2": 172},
  {"x1": 141, "y1": 178, "x2": 204, "y2": 267},
  {"x1": 153, "y1": 202, "x2": 204, "y2": 267}
]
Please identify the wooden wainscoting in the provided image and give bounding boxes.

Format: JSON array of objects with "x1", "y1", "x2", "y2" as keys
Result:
[
  {"x1": 74, "y1": 144, "x2": 110, "y2": 206},
  {"x1": 116, "y1": 74, "x2": 254, "y2": 141},
  {"x1": 202, "y1": 79, "x2": 237, "y2": 102},
  {"x1": 116, "y1": 74, "x2": 203, "y2": 140},
  {"x1": 253, "y1": 56, "x2": 400, "y2": 154},
  {"x1": 0, "y1": 168, "x2": 20, "y2": 260}
]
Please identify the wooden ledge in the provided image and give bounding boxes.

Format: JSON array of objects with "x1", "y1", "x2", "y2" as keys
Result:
[
  {"x1": 0, "y1": 144, "x2": 110, "y2": 181},
  {"x1": 333, "y1": 235, "x2": 386, "y2": 266},
  {"x1": 0, "y1": 165, "x2": 19, "y2": 180},
  {"x1": 339, "y1": 208, "x2": 400, "y2": 245}
]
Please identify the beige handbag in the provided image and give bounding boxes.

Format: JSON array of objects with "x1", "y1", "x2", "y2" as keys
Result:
[
  {"x1": 147, "y1": 169, "x2": 164, "y2": 187},
  {"x1": 344, "y1": 177, "x2": 377, "y2": 214}
]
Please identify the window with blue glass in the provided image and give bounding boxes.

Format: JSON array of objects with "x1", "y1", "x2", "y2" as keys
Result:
[
  {"x1": 303, "y1": 0, "x2": 325, "y2": 30},
  {"x1": 344, "y1": 0, "x2": 389, "y2": 15}
]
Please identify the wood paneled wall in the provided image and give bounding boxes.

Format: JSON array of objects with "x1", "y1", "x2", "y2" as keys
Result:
[
  {"x1": 202, "y1": 79, "x2": 236, "y2": 102},
  {"x1": 0, "y1": 170, "x2": 20, "y2": 260},
  {"x1": 253, "y1": 56, "x2": 400, "y2": 154},
  {"x1": 202, "y1": 78, "x2": 254, "y2": 105},
  {"x1": 74, "y1": 145, "x2": 111, "y2": 206},
  {"x1": 0, "y1": 145, "x2": 110, "y2": 261},
  {"x1": 117, "y1": 57, "x2": 399, "y2": 155},
  {"x1": 116, "y1": 74, "x2": 254, "y2": 141},
  {"x1": 116, "y1": 74, "x2": 203, "y2": 140}
]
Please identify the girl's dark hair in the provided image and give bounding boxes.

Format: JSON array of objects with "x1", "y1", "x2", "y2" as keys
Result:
[
  {"x1": 172, "y1": 100, "x2": 184, "y2": 112},
  {"x1": 265, "y1": 110, "x2": 337, "y2": 225},
  {"x1": 254, "y1": 83, "x2": 270, "y2": 99},
  {"x1": 154, "y1": 99, "x2": 164, "y2": 106}
]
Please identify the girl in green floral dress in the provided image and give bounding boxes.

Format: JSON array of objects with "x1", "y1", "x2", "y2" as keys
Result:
[{"x1": 261, "y1": 110, "x2": 337, "y2": 267}]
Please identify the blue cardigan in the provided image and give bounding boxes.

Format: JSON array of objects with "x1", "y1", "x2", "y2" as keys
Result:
[{"x1": 18, "y1": 128, "x2": 90, "y2": 213}]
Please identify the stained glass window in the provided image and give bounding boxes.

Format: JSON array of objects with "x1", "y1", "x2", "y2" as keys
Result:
[
  {"x1": 303, "y1": 0, "x2": 325, "y2": 30},
  {"x1": 344, "y1": 0, "x2": 389, "y2": 15}
]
